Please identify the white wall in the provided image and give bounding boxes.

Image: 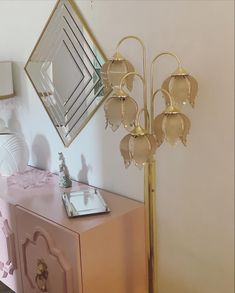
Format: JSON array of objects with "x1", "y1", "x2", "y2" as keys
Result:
[{"x1": 0, "y1": 1, "x2": 234, "y2": 293}]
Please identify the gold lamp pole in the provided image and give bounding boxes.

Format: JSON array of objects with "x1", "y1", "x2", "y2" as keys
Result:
[{"x1": 101, "y1": 36, "x2": 198, "y2": 293}]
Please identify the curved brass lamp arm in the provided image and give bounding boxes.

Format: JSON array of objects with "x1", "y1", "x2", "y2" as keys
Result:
[
  {"x1": 120, "y1": 71, "x2": 145, "y2": 89},
  {"x1": 116, "y1": 36, "x2": 146, "y2": 78},
  {"x1": 150, "y1": 88, "x2": 173, "y2": 132},
  {"x1": 150, "y1": 51, "x2": 181, "y2": 98},
  {"x1": 136, "y1": 108, "x2": 150, "y2": 132},
  {"x1": 120, "y1": 72, "x2": 149, "y2": 131},
  {"x1": 116, "y1": 36, "x2": 147, "y2": 112},
  {"x1": 150, "y1": 52, "x2": 181, "y2": 132}
]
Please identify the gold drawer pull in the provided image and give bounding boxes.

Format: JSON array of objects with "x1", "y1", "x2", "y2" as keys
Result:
[{"x1": 35, "y1": 259, "x2": 48, "y2": 292}]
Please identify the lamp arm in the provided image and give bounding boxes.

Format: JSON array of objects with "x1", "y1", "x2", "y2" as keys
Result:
[
  {"x1": 150, "y1": 51, "x2": 181, "y2": 98},
  {"x1": 116, "y1": 36, "x2": 147, "y2": 114},
  {"x1": 120, "y1": 72, "x2": 149, "y2": 132},
  {"x1": 116, "y1": 35, "x2": 146, "y2": 78},
  {"x1": 150, "y1": 52, "x2": 181, "y2": 132},
  {"x1": 150, "y1": 88, "x2": 173, "y2": 132},
  {"x1": 136, "y1": 108, "x2": 150, "y2": 132}
]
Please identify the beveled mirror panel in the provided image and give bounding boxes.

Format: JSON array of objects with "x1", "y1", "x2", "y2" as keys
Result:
[{"x1": 25, "y1": 0, "x2": 110, "y2": 146}]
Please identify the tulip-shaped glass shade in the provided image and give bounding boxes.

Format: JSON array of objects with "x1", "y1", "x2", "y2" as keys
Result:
[
  {"x1": 162, "y1": 67, "x2": 198, "y2": 108},
  {"x1": 153, "y1": 105, "x2": 191, "y2": 147},
  {"x1": 120, "y1": 125, "x2": 156, "y2": 169},
  {"x1": 104, "y1": 89, "x2": 138, "y2": 131},
  {"x1": 101, "y1": 52, "x2": 135, "y2": 91}
]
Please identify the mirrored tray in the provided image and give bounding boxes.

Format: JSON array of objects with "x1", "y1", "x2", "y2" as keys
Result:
[{"x1": 62, "y1": 188, "x2": 111, "y2": 217}]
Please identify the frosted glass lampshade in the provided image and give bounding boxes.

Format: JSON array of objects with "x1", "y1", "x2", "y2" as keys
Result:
[
  {"x1": 0, "y1": 61, "x2": 14, "y2": 99},
  {"x1": 120, "y1": 126, "x2": 156, "y2": 169},
  {"x1": 162, "y1": 67, "x2": 198, "y2": 108},
  {"x1": 104, "y1": 89, "x2": 138, "y2": 131},
  {"x1": 153, "y1": 109, "x2": 191, "y2": 147},
  {"x1": 101, "y1": 52, "x2": 135, "y2": 91}
]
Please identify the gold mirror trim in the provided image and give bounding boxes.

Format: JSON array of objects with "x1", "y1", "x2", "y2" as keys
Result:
[
  {"x1": 24, "y1": 0, "x2": 111, "y2": 147},
  {"x1": 0, "y1": 93, "x2": 15, "y2": 100}
]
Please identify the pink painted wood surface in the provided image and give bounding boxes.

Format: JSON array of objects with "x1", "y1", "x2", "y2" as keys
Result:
[
  {"x1": 0, "y1": 198, "x2": 22, "y2": 292},
  {"x1": 0, "y1": 167, "x2": 148, "y2": 293},
  {"x1": 80, "y1": 205, "x2": 148, "y2": 293},
  {"x1": 16, "y1": 206, "x2": 82, "y2": 293},
  {"x1": 0, "y1": 167, "x2": 144, "y2": 235}
]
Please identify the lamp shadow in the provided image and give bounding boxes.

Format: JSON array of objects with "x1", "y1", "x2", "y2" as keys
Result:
[
  {"x1": 31, "y1": 135, "x2": 51, "y2": 170},
  {"x1": 77, "y1": 154, "x2": 92, "y2": 184}
]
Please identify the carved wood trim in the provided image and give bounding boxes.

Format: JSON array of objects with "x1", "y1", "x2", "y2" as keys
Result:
[
  {"x1": 21, "y1": 226, "x2": 73, "y2": 293},
  {"x1": 0, "y1": 210, "x2": 17, "y2": 278}
]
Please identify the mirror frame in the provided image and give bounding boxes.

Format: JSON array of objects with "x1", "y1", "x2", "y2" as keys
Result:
[{"x1": 24, "y1": 0, "x2": 111, "y2": 147}]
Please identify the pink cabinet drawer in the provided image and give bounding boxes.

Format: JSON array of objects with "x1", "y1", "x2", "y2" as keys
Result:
[
  {"x1": 15, "y1": 206, "x2": 82, "y2": 293},
  {"x1": 0, "y1": 198, "x2": 22, "y2": 292},
  {"x1": 79, "y1": 206, "x2": 147, "y2": 293}
]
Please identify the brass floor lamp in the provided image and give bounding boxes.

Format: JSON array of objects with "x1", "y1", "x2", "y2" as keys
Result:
[{"x1": 101, "y1": 36, "x2": 198, "y2": 293}]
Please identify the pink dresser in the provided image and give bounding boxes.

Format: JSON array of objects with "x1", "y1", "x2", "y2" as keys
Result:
[{"x1": 0, "y1": 168, "x2": 147, "y2": 293}]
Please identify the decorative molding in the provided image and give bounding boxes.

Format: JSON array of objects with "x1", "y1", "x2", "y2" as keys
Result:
[
  {"x1": 21, "y1": 226, "x2": 73, "y2": 292},
  {"x1": 0, "y1": 210, "x2": 17, "y2": 278}
]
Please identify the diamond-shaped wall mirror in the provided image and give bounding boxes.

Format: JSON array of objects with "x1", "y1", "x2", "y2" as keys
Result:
[{"x1": 25, "y1": 0, "x2": 110, "y2": 147}]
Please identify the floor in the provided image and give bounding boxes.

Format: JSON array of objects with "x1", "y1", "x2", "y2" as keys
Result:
[{"x1": 0, "y1": 282, "x2": 14, "y2": 293}]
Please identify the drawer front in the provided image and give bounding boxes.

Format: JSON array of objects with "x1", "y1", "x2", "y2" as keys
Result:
[
  {"x1": 0, "y1": 198, "x2": 22, "y2": 292},
  {"x1": 15, "y1": 206, "x2": 82, "y2": 293}
]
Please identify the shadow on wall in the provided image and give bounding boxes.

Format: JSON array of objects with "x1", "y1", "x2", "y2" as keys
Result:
[
  {"x1": 8, "y1": 109, "x2": 23, "y2": 134},
  {"x1": 32, "y1": 135, "x2": 51, "y2": 170},
  {"x1": 77, "y1": 154, "x2": 92, "y2": 184}
]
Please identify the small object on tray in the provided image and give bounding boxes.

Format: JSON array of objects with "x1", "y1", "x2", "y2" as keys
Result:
[{"x1": 62, "y1": 188, "x2": 111, "y2": 218}]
